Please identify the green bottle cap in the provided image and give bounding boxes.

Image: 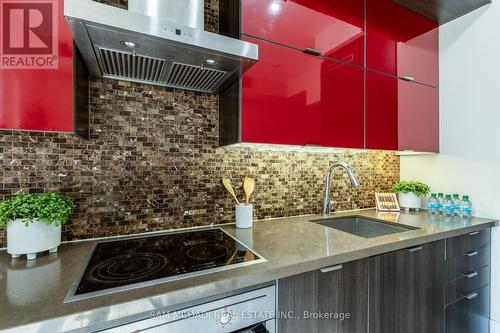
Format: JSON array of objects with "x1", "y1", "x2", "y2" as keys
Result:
[
  {"x1": 431, "y1": 193, "x2": 436, "y2": 197},
  {"x1": 453, "y1": 194, "x2": 459, "y2": 198},
  {"x1": 463, "y1": 195, "x2": 469, "y2": 200},
  {"x1": 445, "y1": 194, "x2": 452, "y2": 199},
  {"x1": 438, "y1": 192, "x2": 444, "y2": 196}
]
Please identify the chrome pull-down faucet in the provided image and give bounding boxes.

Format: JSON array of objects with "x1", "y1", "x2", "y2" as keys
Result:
[{"x1": 322, "y1": 162, "x2": 360, "y2": 216}]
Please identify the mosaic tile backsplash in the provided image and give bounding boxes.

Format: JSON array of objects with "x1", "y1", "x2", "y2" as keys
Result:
[{"x1": 0, "y1": 0, "x2": 400, "y2": 247}]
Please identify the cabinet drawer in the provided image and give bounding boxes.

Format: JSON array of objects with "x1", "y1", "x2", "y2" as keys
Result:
[
  {"x1": 445, "y1": 266, "x2": 490, "y2": 305},
  {"x1": 369, "y1": 240, "x2": 445, "y2": 333},
  {"x1": 446, "y1": 229, "x2": 490, "y2": 259},
  {"x1": 445, "y1": 285, "x2": 490, "y2": 333},
  {"x1": 278, "y1": 259, "x2": 368, "y2": 333},
  {"x1": 446, "y1": 246, "x2": 490, "y2": 281}
]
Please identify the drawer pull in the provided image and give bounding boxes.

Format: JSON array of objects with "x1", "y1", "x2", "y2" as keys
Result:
[
  {"x1": 401, "y1": 76, "x2": 416, "y2": 82},
  {"x1": 469, "y1": 231, "x2": 480, "y2": 236},
  {"x1": 464, "y1": 271, "x2": 478, "y2": 279},
  {"x1": 465, "y1": 292, "x2": 479, "y2": 300},
  {"x1": 303, "y1": 48, "x2": 322, "y2": 56},
  {"x1": 466, "y1": 251, "x2": 479, "y2": 257},
  {"x1": 320, "y1": 264, "x2": 343, "y2": 273},
  {"x1": 407, "y1": 246, "x2": 423, "y2": 253}
]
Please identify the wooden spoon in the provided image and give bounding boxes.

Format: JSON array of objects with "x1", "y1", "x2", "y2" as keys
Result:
[
  {"x1": 222, "y1": 178, "x2": 239, "y2": 204},
  {"x1": 225, "y1": 249, "x2": 238, "y2": 264},
  {"x1": 243, "y1": 177, "x2": 255, "y2": 205}
]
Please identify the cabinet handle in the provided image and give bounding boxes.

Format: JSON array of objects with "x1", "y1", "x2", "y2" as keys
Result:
[
  {"x1": 320, "y1": 264, "x2": 343, "y2": 273},
  {"x1": 466, "y1": 251, "x2": 479, "y2": 257},
  {"x1": 401, "y1": 76, "x2": 415, "y2": 82},
  {"x1": 465, "y1": 292, "x2": 479, "y2": 300},
  {"x1": 463, "y1": 271, "x2": 478, "y2": 279},
  {"x1": 303, "y1": 48, "x2": 322, "y2": 56},
  {"x1": 407, "y1": 246, "x2": 423, "y2": 253},
  {"x1": 469, "y1": 231, "x2": 480, "y2": 236}
]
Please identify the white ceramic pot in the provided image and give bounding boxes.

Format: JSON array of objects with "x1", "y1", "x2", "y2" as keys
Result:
[
  {"x1": 7, "y1": 219, "x2": 61, "y2": 260},
  {"x1": 235, "y1": 204, "x2": 253, "y2": 229},
  {"x1": 398, "y1": 192, "x2": 422, "y2": 210}
]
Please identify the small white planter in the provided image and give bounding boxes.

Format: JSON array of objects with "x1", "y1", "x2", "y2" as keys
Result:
[
  {"x1": 235, "y1": 204, "x2": 253, "y2": 229},
  {"x1": 398, "y1": 192, "x2": 422, "y2": 211},
  {"x1": 7, "y1": 219, "x2": 61, "y2": 260}
]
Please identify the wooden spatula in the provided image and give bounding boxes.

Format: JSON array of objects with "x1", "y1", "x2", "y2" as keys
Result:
[
  {"x1": 243, "y1": 177, "x2": 255, "y2": 205},
  {"x1": 222, "y1": 178, "x2": 239, "y2": 204}
]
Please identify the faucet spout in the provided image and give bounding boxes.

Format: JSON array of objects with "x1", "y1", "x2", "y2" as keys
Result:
[{"x1": 322, "y1": 162, "x2": 360, "y2": 216}]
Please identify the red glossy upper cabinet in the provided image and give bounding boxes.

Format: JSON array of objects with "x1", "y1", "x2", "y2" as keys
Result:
[
  {"x1": 366, "y1": 70, "x2": 439, "y2": 152},
  {"x1": 242, "y1": 0, "x2": 365, "y2": 66},
  {"x1": 241, "y1": 36, "x2": 364, "y2": 148},
  {"x1": 0, "y1": 0, "x2": 76, "y2": 133},
  {"x1": 319, "y1": 58, "x2": 364, "y2": 149},
  {"x1": 366, "y1": 0, "x2": 439, "y2": 87}
]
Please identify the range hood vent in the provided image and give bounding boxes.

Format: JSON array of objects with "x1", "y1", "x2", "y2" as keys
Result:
[
  {"x1": 165, "y1": 62, "x2": 229, "y2": 93},
  {"x1": 64, "y1": 0, "x2": 258, "y2": 94},
  {"x1": 98, "y1": 48, "x2": 167, "y2": 84}
]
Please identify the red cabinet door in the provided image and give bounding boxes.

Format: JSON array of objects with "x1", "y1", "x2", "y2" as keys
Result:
[
  {"x1": 320, "y1": 59, "x2": 364, "y2": 149},
  {"x1": 366, "y1": 70, "x2": 439, "y2": 152},
  {"x1": 366, "y1": 0, "x2": 439, "y2": 87},
  {"x1": 0, "y1": 0, "x2": 73, "y2": 132},
  {"x1": 242, "y1": 0, "x2": 365, "y2": 66},
  {"x1": 241, "y1": 36, "x2": 364, "y2": 148}
]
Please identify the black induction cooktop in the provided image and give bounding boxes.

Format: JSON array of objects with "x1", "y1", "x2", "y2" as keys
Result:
[{"x1": 65, "y1": 228, "x2": 265, "y2": 302}]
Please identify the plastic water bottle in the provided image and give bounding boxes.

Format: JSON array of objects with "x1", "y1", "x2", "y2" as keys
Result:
[
  {"x1": 452, "y1": 194, "x2": 461, "y2": 216},
  {"x1": 460, "y1": 195, "x2": 473, "y2": 218},
  {"x1": 442, "y1": 194, "x2": 455, "y2": 217},
  {"x1": 437, "y1": 193, "x2": 444, "y2": 213},
  {"x1": 427, "y1": 193, "x2": 440, "y2": 215}
]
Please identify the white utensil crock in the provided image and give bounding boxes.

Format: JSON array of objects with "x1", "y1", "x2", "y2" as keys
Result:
[{"x1": 235, "y1": 204, "x2": 253, "y2": 229}]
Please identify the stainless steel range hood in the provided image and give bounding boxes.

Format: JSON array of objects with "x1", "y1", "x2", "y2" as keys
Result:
[{"x1": 64, "y1": 0, "x2": 258, "y2": 93}]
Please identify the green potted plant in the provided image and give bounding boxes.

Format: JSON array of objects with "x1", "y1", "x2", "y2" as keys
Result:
[
  {"x1": 0, "y1": 193, "x2": 75, "y2": 260},
  {"x1": 392, "y1": 181, "x2": 431, "y2": 211}
]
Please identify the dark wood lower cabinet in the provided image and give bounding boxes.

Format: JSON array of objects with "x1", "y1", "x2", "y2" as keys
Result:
[
  {"x1": 369, "y1": 240, "x2": 445, "y2": 333},
  {"x1": 276, "y1": 231, "x2": 491, "y2": 333},
  {"x1": 277, "y1": 259, "x2": 368, "y2": 333},
  {"x1": 445, "y1": 285, "x2": 490, "y2": 333},
  {"x1": 445, "y1": 228, "x2": 491, "y2": 333}
]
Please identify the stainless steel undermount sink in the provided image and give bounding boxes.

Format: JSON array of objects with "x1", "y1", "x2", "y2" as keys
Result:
[{"x1": 311, "y1": 216, "x2": 419, "y2": 238}]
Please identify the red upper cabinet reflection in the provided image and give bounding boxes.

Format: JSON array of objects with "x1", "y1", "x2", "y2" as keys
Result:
[
  {"x1": 366, "y1": 70, "x2": 439, "y2": 152},
  {"x1": 242, "y1": 0, "x2": 365, "y2": 66},
  {"x1": 0, "y1": 0, "x2": 73, "y2": 132},
  {"x1": 320, "y1": 59, "x2": 364, "y2": 149},
  {"x1": 366, "y1": 0, "x2": 439, "y2": 87},
  {"x1": 241, "y1": 36, "x2": 364, "y2": 148},
  {"x1": 397, "y1": 79, "x2": 439, "y2": 152},
  {"x1": 241, "y1": 37, "x2": 321, "y2": 145},
  {"x1": 365, "y1": 71, "x2": 398, "y2": 151}
]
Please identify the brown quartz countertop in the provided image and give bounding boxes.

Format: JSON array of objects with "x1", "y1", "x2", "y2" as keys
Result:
[{"x1": 0, "y1": 209, "x2": 497, "y2": 332}]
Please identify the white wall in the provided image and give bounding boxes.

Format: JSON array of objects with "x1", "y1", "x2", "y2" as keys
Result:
[{"x1": 399, "y1": 2, "x2": 500, "y2": 329}]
